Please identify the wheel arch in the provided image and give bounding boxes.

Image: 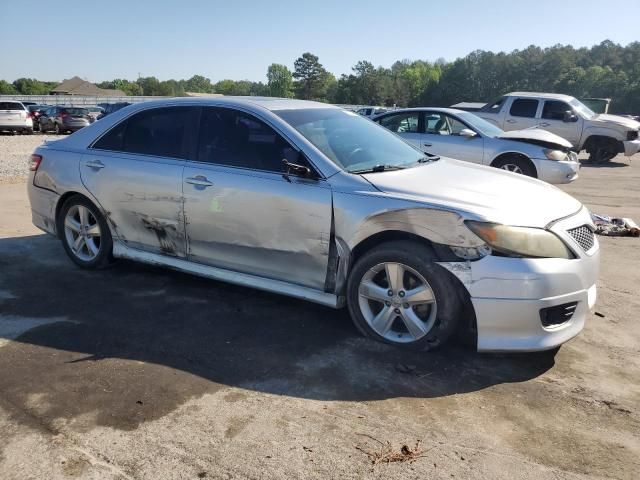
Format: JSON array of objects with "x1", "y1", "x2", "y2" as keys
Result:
[
  {"x1": 490, "y1": 152, "x2": 538, "y2": 176},
  {"x1": 582, "y1": 134, "x2": 624, "y2": 154},
  {"x1": 55, "y1": 191, "x2": 99, "y2": 238}
]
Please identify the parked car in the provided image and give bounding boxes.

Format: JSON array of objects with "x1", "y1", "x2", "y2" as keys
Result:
[
  {"x1": 468, "y1": 92, "x2": 640, "y2": 163},
  {"x1": 20, "y1": 101, "x2": 37, "y2": 107},
  {"x1": 356, "y1": 106, "x2": 388, "y2": 118},
  {"x1": 27, "y1": 104, "x2": 51, "y2": 132},
  {"x1": 39, "y1": 106, "x2": 93, "y2": 134},
  {"x1": 27, "y1": 98, "x2": 599, "y2": 352},
  {"x1": 96, "y1": 102, "x2": 132, "y2": 120},
  {"x1": 373, "y1": 108, "x2": 580, "y2": 184},
  {"x1": 85, "y1": 106, "x2": 104, "y2": 121},
  {"x1": 0, "y1": 101, "x2": 33, "y2": 134}
]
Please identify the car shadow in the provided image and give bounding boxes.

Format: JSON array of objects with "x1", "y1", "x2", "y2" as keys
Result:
[
  {"x1": 579, "y1": 159, "x2": 629, "y2": 168},
  {"x1": 0, "y1": 234, "x2": 557, "y2": 431}
]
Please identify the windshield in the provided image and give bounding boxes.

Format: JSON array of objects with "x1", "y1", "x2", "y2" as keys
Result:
[
  {"x1": 455, "y1": 111, "x2": 504, "y2": 137},
  {"x1": 275, "y1": 108, "x2": 425, "y2": 172},
  {"x1": 569, "y1": 99, "x2": 595, "y2": 119},
  {"x1": 63, "y1": 108, "x2": 89, "y2": 115}
]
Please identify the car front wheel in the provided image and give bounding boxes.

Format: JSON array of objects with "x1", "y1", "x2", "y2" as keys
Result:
[{"x1": 346, "y1": 241, "x2": 462, "y2": 351}]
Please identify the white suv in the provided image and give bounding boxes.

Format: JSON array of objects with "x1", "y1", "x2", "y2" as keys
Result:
[{"x1": 0, "y1": 101, "x2": 34, "y2": 134}]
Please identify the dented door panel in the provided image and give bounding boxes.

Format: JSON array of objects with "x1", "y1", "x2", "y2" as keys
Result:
[
  {"x1": 80, "y1": 151, "x2": 187, "y2": 257},
  {"x1": 183, "y1": 164, "x2": 332, "y2": 289}
]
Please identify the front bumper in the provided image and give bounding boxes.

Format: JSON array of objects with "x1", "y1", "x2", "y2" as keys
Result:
[
  {"x1": 622, "y1": 139, "x2": 640, "y2": 157},
  {"x1": 532, "y1": 158, "x2": 580, "y2": 184},
  {"x1": 439, "y1": 207, "x2": 599, "y2": 352}
]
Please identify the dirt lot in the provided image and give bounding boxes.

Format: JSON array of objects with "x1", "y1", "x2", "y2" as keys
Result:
[{"x1": 0, "y1": 136, "x2": 639, "y2": 479}]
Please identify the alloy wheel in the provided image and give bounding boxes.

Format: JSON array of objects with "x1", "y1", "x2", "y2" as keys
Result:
[
  {"x1": 64, "y1": 205, "x2": 102, "y2": 261},
  {"x1": 500, "y1": 163, "x2": 523, "y2": 174},
  {"x1": 357, "y1": 262, "x2": 437, "y2": 343}
]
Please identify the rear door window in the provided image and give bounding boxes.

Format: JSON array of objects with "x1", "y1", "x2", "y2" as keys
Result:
[
  {"x1": 378, "y1": 112, "x2": 419, "y2": 133},
  {"x1": 509, "y1": 99, "x2": 539, "y2": 118},
  {"x1": 92, "y1": 106, "x2": 196, "y2": 159}
]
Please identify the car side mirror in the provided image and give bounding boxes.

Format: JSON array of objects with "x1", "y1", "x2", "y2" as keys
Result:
[
  {"x1": 563, "y1": 111, "x2": 578, "y2": 123},
  {"x1": 459, "y1": 128, "x2": 477, "y2": 138}
]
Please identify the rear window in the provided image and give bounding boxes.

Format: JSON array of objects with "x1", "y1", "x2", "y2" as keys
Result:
[
  {"x1": 0, "y1": 102, "x2": 25, "y2": 111},
  {"x1": 509, "y1": 99, "x2": 539, "y2": 118},
  {"x1": 62, "y1": 108, "x2": 89, "y2": 115}
]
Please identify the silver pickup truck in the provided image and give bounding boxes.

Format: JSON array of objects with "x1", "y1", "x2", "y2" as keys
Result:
[{"x1": 467, "y1": 92, "x2": 640, "y2": 163}]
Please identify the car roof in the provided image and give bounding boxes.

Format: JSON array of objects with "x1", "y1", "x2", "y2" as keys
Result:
[
  {"x1": 120, "y1": 96, "x2": 338, "y2": 112},
  {"x1": 375, "y1": 107, "x2": 466, "y2": 115},
  {"x1": 507, "y1": 92, "x2": 575, "y2": 101}
]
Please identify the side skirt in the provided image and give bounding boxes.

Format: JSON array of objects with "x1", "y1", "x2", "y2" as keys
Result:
[{"x1": 112, "y1": 243, "x2": 345, "y2": 309}]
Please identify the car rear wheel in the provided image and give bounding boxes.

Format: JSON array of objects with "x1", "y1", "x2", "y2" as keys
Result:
[
  {"x1": 58, "y1": 196, "x2": 113, "y2": 269},
  {"x1": 493, "y1": 155, "x2": 537, "y2": 177},
  {"x1": 346, "y1": 241, "x2": 462, "y2": 351}
]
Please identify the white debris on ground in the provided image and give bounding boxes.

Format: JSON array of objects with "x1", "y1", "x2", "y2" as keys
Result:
[{"x1": 0, "y1": 134, "x2": 58, "y2": 183}]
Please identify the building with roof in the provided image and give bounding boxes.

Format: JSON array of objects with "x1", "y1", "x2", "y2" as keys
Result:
[{"x1": 51, "y1": 76, "x2": 125, "y2": 96}]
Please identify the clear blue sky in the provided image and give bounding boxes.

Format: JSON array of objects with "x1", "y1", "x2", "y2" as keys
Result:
[{"x1": 2, "y1": 0, "x2": 638, "y2": 83}]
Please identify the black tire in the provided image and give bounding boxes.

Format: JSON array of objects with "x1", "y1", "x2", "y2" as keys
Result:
[
  {"x1": 346, "y1": 241, "x2": 464, "y2": 351},
  {"x1": 57, "y1": 195, "x2": 114, "y2": 269},
  {"x1": 588, "y1": 138, "x2": 618, "y2": 164},
  {"x1": 492, "y1": 155, "x2": 537, "y2": 178}
]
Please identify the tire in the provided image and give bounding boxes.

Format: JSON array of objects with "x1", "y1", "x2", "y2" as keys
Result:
[
  {"x1": 588, "y1": 138, "x2": 618, "y2": 164},
  {"x1": 57, "y1": 195, "x2": 113, "y2": 269},
  {"x1": 346, "y1": 241, "x2": 463, "y2": 351},
  {"x1": 492, "y1": 155, "x2": 537, "y2": 178}
]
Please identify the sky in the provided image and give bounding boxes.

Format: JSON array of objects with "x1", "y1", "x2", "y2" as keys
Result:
[{"x1": 1, "y1": 0, "x2": 639, "y2": 83}]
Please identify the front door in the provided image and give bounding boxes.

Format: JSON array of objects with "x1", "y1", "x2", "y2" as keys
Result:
[
  {"x1": 183, "y1": 107, "x2": 333, "y2": 289},
  {"x1": 420, "y1": 112, "x2": 484, "y2": 162},
  {"x1": 81, "y1": 106, "x2": 198, "y2": 257},
  {"x1": 538, "y1": 100, "x2": 583, "y2": 147},
  {"x1": 376, "y1": 111, "x2": 422, "y2": 148}
]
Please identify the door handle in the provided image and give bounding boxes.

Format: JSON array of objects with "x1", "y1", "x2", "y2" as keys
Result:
[
  {"x1": 506, "y1": 119, "x2": 517, "y2": 124},
  {"x1": 185, "y1": 175, "x2": 213, "y2": 187},
  {"x1": 539, "y1": 122, "x2": 550, "y2": 127},
  {"x1": 423, "y1": 142, "x2": 432, "y2": 147},
  {"x1": 85, "y1": 160, "x2": 105, "y2": 169}
]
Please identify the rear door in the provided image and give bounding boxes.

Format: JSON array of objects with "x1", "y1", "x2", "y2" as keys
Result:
[
  {"x1": 419, "y1": 111, "x2": 484, "y2": 162},
  {"x1": 182, "y1": 106, "x2": 333, "y2": 289},
  {"x1": 375, "y1": 111, "x2": 422, "y2": 148},
  {"x1": 81, "y1": 106, "x2": 198, "y2": 257},
  {"x1": 538, "y1": 100, "x2": 583, "y2": 146},
  {"x1": 503, "y1": 98, "x2": 540, "y2": 131}
]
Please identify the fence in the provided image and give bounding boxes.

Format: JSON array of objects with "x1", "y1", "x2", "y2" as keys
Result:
[{"x1": 0, "y1": 95, "x2": 159, "y2": 106}]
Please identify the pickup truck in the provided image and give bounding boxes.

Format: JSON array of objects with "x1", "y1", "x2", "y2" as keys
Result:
[{"x1": 467, "y1": 92, "x2": 640, "y2": 163}]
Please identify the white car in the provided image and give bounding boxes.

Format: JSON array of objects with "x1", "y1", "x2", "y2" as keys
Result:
[
  {"x1": 473, "y1": 92, "x2": 640, "y2": 163},
  {"x1": 356, "y1": 106, "x2": 388, "y2": 118},
  {"x1": 0, "y1": 101, "x2": 34, "y2": 134},
  {"x1": 374, "y1": 107, "x2": 580, "y2": 184}
]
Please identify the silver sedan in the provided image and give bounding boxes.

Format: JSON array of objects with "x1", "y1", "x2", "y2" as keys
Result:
[
  {"x1": 374, "y1": 107, "x2": 580, "y2": 184},
  {"x1": 27, "y1": 98, "x2": 599, "y2": 352}
]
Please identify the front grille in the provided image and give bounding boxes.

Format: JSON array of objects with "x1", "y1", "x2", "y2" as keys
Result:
[
  {"x1": 627, "y1": 130, "x2": 639, "y2": 141},
  {"x1": 567, "y1": 225, "x2": 595, "y2": 252},
  {"x1": 540, "y1": 302, "x2": 578, "y2": 328}
]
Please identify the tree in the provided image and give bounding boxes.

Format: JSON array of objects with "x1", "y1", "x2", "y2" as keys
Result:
[
  {"x1": 0, "y1": 80, "x2": 17, "y2": 94},
  {"x1": 12, "y1": 78, "x2": 52, "y2": 95},
  {"x1": 267, "y1": 64, "x2": 294, "y2": 98},
  {"x1": 293, "y1": 52, "x2": 330, "y2": 100},
  {"x1": 183, "y1": 75, "x2": 213, "y2": 93}
]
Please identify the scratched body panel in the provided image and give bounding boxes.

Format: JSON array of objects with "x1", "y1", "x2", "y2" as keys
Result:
[
  {"x1": 79, "y1": 151, "x2": 186, "y2": 257},
  {"x1": 183, "y1": 164, "x2": 332, "y2": 289}
]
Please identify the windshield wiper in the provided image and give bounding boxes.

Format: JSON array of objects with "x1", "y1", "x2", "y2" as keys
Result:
[
  {"x1": 417, "y1": 153, "x2": 440, "y2": 163},
  {"x1": 350, "y1": 164, "x2": 407, "y2": 174}
]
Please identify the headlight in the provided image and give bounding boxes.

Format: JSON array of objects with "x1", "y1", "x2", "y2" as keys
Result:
[
  {"x1": 543, "y1": 149, "x2": 568, "y2": 161},
  {"x1": 465, "y1": 221, "x2": 574, "y2": 259}
]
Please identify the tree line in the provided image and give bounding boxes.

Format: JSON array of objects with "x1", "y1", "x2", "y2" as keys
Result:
[{"x1": 1, "y1": 40, "x2": 639, "y2": 113}]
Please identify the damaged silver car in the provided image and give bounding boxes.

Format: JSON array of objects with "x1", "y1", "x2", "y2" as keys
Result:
[{"x1": 27, "y1": 98, "x2": 600, "y2": 352}]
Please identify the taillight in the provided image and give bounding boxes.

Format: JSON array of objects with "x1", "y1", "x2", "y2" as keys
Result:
[
  {"x1": 60, "y1": 112, "x2": 68, "y2": 118},
  {"x1": 29, "y1": 154, "x2": 42, "y2": 171},
  {"x1": 25, "y1": 112, "x2": 32, "y2": 119}
]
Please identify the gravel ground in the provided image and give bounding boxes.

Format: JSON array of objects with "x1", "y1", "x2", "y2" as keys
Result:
[{"x1": 0, "y1": 133, "x2": 59, "y2": 183}]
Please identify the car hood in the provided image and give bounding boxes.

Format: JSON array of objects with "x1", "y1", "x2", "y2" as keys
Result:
[
  {"x1": 496, "y1": 128, "x2": 573, "y2": 149},
  {"x1": 363, "y1": 158, "x2": 582, "y2": 228},
  {"x1": 592, "y1": 114, "x2": 640, "y2": 130}
]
